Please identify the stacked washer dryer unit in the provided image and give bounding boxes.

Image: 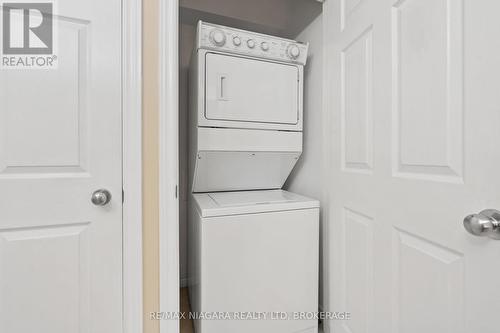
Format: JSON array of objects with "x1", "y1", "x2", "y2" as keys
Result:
[{"x1": 188, "y1": 21, "x2": 319, "y2": 333}]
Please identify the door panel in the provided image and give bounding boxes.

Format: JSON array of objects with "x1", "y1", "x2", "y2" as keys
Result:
[
  {"x1": 392, "y1": 229, "x2": 464, "y2": 333},
  {"x1": 340, "y1": 208, "x2": 374, "y2": 333},
  {"x1": 341, "y1": 27, "x2": 373, "y2": 173},
  {"x1": 392, "y1": 0, "x2": 463, "y2": 182},
  {"x1": 0, "y1": 223, "x2": 90, "y2": 333},
  {"x1": 205, "y1": 53, "x2": 299, "y2": 125},
  {"x1": 1, "y1": 18, "x2": 90, "y2": 173},
  {"x1": 325, "y1": 0, "x2": 500, "y2": 332},
  {"x1": 0, "y1": 0, "x2": 122, "y2": 332}
]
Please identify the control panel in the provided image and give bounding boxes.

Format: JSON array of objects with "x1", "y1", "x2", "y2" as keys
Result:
[{"x1": 196, "y1": 21, "x2": 309, "y2": 65}]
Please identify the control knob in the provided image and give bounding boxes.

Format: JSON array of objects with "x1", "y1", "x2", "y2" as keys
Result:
[
  {"x1": 287, "y1": 44, "x2": 300, "y2": 59},
  {"x1": 261, "y1": 41, "x2": 269, "y2": 51},
  {"x1": 209, "y1": 29, "x2": 226, "y2": 46},
  {"x1": 247, "y1": 39, "x2": 256, "y2": 49},
  {"x1": 233, "y1": 36, "x2": 241, "y2": 46}
]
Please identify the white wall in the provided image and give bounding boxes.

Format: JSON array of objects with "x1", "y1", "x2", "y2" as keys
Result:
[{"x1": 284, "y1": 14, "x2": 325, "y2": 310}]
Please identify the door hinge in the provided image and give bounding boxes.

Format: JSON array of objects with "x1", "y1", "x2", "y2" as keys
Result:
[
  {"x1": 122, "y1": 188, "x2": 124, "y2": 203},
  {"x1": 175, "y1": 185, "x2": 178, "y2": 199}
]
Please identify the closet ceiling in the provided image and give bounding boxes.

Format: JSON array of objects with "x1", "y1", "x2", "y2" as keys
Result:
[{"x1": 180, "y1": 0, "x2": 322, "y2": 38}]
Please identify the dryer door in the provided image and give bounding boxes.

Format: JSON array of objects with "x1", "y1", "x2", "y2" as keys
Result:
[{"x1": 205, "y1": 53, "x2": 300, "y2": 128}]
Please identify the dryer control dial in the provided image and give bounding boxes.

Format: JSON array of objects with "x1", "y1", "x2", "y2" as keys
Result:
[
  {"x1": 247, "y1": 39, "x2": 256, "y2": 49},
  {"x1": 287, "y1": 44, "x2": 300, "y2": 59},
  {"x1": 210, "y1": 29, "x2": 226, "y2": 46},
  {"x1": 260, "y1": 41, "x2": 269, "y2": 51},
  {"x1": 232, "y1": 36, "x2": 241, "y2": 46}
]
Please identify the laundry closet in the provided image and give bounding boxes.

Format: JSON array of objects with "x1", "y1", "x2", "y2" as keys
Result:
[{"x1": 178, "y1": 1, "x2": 325, "y2": 332}]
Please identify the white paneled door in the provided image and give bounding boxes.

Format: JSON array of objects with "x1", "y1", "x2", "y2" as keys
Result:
[
  {"x1": 0, "y1": 0, "x2": 122, "y2": 332},
  {"x1": 325, "y1": 0, "x2": 500, "y2": 332}
]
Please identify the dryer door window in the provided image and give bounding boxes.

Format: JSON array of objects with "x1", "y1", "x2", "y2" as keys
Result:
[{"x1": 205, "y1": 53, "x2": 299, "y2": 125}]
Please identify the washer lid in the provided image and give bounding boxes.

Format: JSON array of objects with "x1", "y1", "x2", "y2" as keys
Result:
[{"x1": 192, "y1": 190, "x2": 319, "y2": 217}]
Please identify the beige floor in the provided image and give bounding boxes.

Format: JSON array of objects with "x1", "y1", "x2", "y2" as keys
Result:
[
  {"x1": 180, "y1": 287, "x2": 323, "y2": 333},
  {"x1": 180, "y1": 288, "x2": 194, "y2": 333}
]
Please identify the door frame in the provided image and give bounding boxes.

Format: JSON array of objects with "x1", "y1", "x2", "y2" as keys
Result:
[
  {"x1": 122, "y1": 0, "x2": 143, "y2": 332},
  {"x1": 159, "y1": 0, "x2": 180, "y2": 333}
]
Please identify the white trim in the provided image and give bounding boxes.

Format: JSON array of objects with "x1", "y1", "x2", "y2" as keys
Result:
[
  {"x1": 159, "y1": 1, "x2": 180, "y2": 333},
  {"x1": 321, "y1": 1, "x2": 331, "y2": 332},
  {"x1": 122, "y1": 0, "x2": 143, "y2": 332}
]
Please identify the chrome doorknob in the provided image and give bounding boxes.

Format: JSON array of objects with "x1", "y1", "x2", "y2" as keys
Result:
[
  {"x1": 463, "y1": 209, "x2": 500, "y2": 240},
  {"x1": 91, "y1": 189, "x2": 112, "y2": 206}
]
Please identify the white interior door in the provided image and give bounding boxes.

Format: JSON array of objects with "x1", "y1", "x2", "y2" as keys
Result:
[
  {"x1": 0, "y1": 0, "x2": 123, "y2": 332},
  {"x1": 205, "y1": 53, "x2": 299, "y2": 125},
  {"x1": 325, "y1": 0, "x2": 500, "y2": 332}
]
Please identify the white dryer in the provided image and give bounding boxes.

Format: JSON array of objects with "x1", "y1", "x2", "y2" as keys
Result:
[
  {"x1": 189, "y1": 21, "x2": 309, "y2": 193},
  {"x1": 188, "y1": 190, "x2": 319, "y2": 333}
]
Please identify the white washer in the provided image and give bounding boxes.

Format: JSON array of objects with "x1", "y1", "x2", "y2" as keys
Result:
[{"x1": 188, "y1": 190, "x2": 319, "y2": 333}]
